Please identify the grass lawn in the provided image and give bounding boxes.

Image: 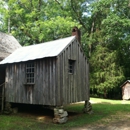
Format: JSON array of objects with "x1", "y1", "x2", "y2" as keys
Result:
[{"x1": 0, "y1": 98, "x2": 130, "y2": 130}]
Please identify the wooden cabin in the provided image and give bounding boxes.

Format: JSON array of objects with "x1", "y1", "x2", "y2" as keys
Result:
[
  {"x1": 121, "y1": 80, "x2": 130, "y2": 100},
  {"x1": 0, "y1": 32, "x2": 21, "y2": 103},
  {"x1": 0, "y1": 36, "x2": 89, "y2": 106}
]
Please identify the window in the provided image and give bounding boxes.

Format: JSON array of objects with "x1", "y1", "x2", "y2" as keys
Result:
[
  {"x1": 26, "y1": 63, "x2": 35, "y2": 84},
  {"x1": 68, "y1": 60, "x2": 75, "y2": 74}
]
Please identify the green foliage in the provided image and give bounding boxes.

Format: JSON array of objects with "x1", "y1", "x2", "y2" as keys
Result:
[
  {"x1": 0, "y1": 0, "x2": 7, "y2": 32},
  {"x1": 90, "y1": 45, "x2": 125, "y2": 96},
  {"x1": 88, "y1": 0, "x2": 129, "y2": 97},
  {"x1": 1, "y1": 0, "x2": 83, "y2": 45}
]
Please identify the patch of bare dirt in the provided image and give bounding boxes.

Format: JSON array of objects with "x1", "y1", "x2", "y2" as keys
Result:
[
  {"x1": 70, "y1": 115, "x2": 130, "y2": 130},
  {"x1": 71, "y1": 120, "x2": 130, "y2": 130}
]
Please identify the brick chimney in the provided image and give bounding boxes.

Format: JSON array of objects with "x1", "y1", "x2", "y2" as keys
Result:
[{"x1": 72, "y1": 27, "x2": 81, "y2": 43}]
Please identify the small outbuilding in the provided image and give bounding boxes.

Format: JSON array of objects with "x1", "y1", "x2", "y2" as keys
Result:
[{"x1": 120, "y1": 80, "x2": 130, "y2": 100}]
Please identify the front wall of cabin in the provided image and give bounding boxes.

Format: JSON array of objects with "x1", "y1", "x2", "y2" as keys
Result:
[
  {"x1": 5, "y1": 58, "x2": 57, "y2": 105},
  {"x1": 5, "y1": 39, "x2": 89, "y2": 106},
  {"x1": 56, "y1": 39, "x2": 89, "y2": 105}
]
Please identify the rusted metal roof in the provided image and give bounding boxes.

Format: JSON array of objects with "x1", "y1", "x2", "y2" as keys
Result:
[{"x1": 0, "y1": 36, "x2": 75, "y2": 64}]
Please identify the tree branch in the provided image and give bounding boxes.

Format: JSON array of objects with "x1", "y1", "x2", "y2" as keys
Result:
[
  {"x1": 70, "y1": 0, "x2": 87, "y2": 31},
  {"x1": 54, "y1": 0, "x2": 64, "y2": 10}
]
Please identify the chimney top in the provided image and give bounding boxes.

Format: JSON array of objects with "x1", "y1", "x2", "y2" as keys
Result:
[{"x1": 72, "y1": 27, "x2": 81, "y2": 43}]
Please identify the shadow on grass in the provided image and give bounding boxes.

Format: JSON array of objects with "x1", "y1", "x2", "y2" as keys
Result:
[
  {"x1": 61, "y1": 102, "x2": 130, "y2": 129},
  {"x1": 1, "y1": 102, "x2": 130, "y2": 130}
]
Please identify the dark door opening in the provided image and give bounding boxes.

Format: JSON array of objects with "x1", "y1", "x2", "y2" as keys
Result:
[{"x1": 0, "y1": 65, "x2": 5, "y2": 98}]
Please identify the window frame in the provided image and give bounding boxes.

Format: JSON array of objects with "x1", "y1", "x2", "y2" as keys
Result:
[
  {"x1": 26, "y1": 62, "x2": 35, "y2": 84},
  {"x1": 68, "y1": 59, "x2": 75, "y2": 74}
]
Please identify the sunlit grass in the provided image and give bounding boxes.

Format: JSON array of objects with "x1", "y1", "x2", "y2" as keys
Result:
[
  {"x1": 0, "y1": 98, "x2": 130, "y2": 130},
  {"x1": 90, "y1": 97, "x2": 130, "y2": 104}
]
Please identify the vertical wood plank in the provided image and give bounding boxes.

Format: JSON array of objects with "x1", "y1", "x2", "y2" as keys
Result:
[
  {"x1": 60, "y1": 54, "x2": 63, "y2": 105},
  {"x1": 62, "y1": 54, "x2": 64, "y2": 104},
  {"x1": 49, "y1": 58, "x2": 53, "y2": 105},
  {"x1": 56, "y1": 56, "x2": 61, "y2": 105},
  {"x1": 75, "y1": 41, "x2": 78, "y2": 102},
  {"x1": 52, "y1": 58, "x2": 56, "y2": 105},
  {"x1": 80, "y1": 47, "x2": 82, "y2": 101},
  {"x1": 45, "y1": 59, "x2": 48, "y2": 105},
  {"x1": 67, "y1": 45, "x2": 70, "y2": 109},
  {"x1": 20, "y1": 63, "x2": 23, "y2": 103},
  {"x1": 73, "y1": 42, "x2": 76, "y2": 102},
  {"x1": 64, "y1": 51, "x2": 67, "y2": 105},
  {"x1": 49, "y1": 59, "x2": 52, "y2": 105},
  {"x1": 42, "y1": 59, "x2": 46, "y2": 105}
]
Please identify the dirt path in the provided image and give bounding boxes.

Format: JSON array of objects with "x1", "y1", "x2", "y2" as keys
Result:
[{"x1": 70, "y1": 119, "x2": 130, "y2": 130}]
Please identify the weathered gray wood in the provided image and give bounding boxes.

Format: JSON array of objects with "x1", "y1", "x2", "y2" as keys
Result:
[
  {"x1": 60, "y1": 54, "x2": 63, "y2": 104},
  {"x1": 62, "y1": 52, "x2": 65, "y2": 105},
  {"x1": 19, "y1": 63, "x2": 25, "y2": 103},
  {"x1": 53, "y1": 58, "x2": 56, "y2": 105},
  {"x1": 75, "y1": 41, "x2": 78, "y2": 102},
  {"x1": 4, "y1": 38, "x2": 89, "y2": 106},
  {"x1": 57, "y1": 55, "x2": 61, "y2": 105},
  {"x1": 70, "y1": 43, "x2": 73, "y2": 103},
  {"x1": 77, "y1": 43, "x2": 80, "y2": 102},
  {"x1": 49, "y1": 58, "x2": 54, "y2": 105},
  {"x1": 42, "y1": 59, "x2": 46, "y2": 104},
  {"x1": 64, "y1": 48, "x2": 68, "y2": 105},
  {"x1": 49, "y1": 59, "x2": 52, "y2": 105},
  {"x1": 45, "y1": 59, "x2": 48, "y2": 104},
  {"x1": 68, "y1": 45, "x2": 71, "y2": 103},
  {"x1": 36, "y1": 61, "x2": 40, "y2": 104}
]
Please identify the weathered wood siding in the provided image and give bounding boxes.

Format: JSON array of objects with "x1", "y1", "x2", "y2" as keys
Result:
[
  {"x1": 56, "y1": 39, "x2": 89, "y2": 105},
  {"x1": 5, "y1": 39, "x2": 89, "y2": 106},
  {"x1": 5, "y1": 58, "x2": 56, "y2": 105}
]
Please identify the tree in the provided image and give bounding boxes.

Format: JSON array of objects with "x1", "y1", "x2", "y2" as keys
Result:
[
  {"x1": 0, "y1": 0, "x2": 7, "y2": 32},
  {"x1": 90, "y1": 45, "x2": 125, "y2": 98},
  {"x1": 1, "y1": 0, "x2": 87, "y2": 45},
  {"x1": 88, "y1": 0, "x2": 130, "y2": 98}
]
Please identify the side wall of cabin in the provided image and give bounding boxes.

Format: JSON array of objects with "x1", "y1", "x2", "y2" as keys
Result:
[
  {"x1": 56, "y1": 39, "x2": 89, "y2": 105},
  {"x1": 5, "y1": 58, "x2": 57, "y2": 105}
]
